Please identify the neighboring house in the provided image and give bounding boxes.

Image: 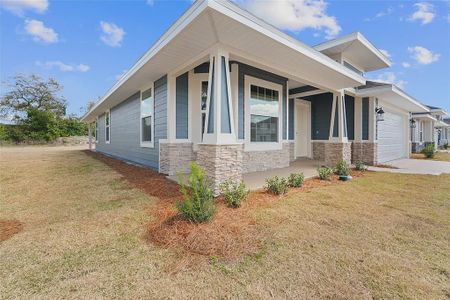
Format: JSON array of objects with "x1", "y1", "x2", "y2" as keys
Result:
[
  {"x1": 81, "y1": 0, "x2": 433, "y2": 191},
  {"x1": 411, "y1": 105, "x2": 449, "y2": 152},
  {"x1": 443, "y1": 118, "x2": 450, "y2": 146}
]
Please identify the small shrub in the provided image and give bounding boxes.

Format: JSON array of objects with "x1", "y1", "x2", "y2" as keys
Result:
[
  {"x1": 355, "y1": 161, "x2": 367, "y2": 171},
  {"x1": 219, "y1": 179, "x2": 249, "y2": 208},
  {"x1": 444, "y1": 142, "x2": 448, "y2": 150},
  {"x1": 317, "y1": 166, "x2": 334, "y2": 181},
  {"x1": 422, "y1": 144, "x2": 435, "y2": 158},
  {"x1": 288, "y1": 173, "x2": 304, "y2": 188},
  {"x1": 335, "y1": 159, "x2": 350, "y2": 176},
  {"x1": 265, "y1": 176, "x2": 289, "y2": 195},
  {"x1": 176, "y1": 163, "x2": 216, "y2": 223}
]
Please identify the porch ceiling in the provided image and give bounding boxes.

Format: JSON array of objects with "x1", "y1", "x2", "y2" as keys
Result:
[{"x1": 82, "y1": 0, "x2": 364, "y2": 123}]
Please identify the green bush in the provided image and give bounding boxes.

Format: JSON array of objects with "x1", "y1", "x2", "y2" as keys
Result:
[
  {"x1": 265, "y1": 176, "x2": 289, "y2": 195},
  {"x1": 422, "y1": 144, "x2": 435, "y2": 158},
  {"x1": 176, "y1": 163, "x2": 216, "y2": 223},
  {"x1": 317, "y1": 166, "x2": 334, "y2": 181},
  {"x1": 288, "y1": 173, "x2": 304, "y2": 188},
  {"x1": 219, "y1": 179, "x2": 249, "y2": 208},
  {"x1": 335, "y1": 159, "x2": 350, "y2": 176},
  {"x1": 355, "y1": 161, "x2": 367, "y2": 171},
  {"x1": 444, "y1": 142, "x2": 448, "y2": 150}
]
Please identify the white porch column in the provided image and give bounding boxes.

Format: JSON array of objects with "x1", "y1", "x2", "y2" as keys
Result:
[
  {"x1": 354, "y1": 97, "x2": 362, "y2": 142},
  {"x1": 329, "y1": 90, "x2": 348, "y2": 142},
  {"x1": 88, "y1": 123, "x2": 92, "y2": 151},
  {"x1": 197, "y1": 46, "x2": 242, "y2": 195},
  {"x1": 166, "y1": 74, "x2": 176, "y2": 142},
  {"x1": 202, "y1": 46, "x2": 236, "y2": 145},
  {"x1": 368, "y1": 97, "x2": 377, "y2": 142}
]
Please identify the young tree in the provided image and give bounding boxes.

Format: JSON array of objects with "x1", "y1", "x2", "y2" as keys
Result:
[{"x1": 1, "y1": 74, "x2": 67, "y2": 120}]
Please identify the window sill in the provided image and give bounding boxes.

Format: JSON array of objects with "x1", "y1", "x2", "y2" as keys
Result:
[
  {"x1": 140, "y1": 142, "x2": 154, "y2": 148},
  {"x1": 244, "y1": 142, "x2": 282, "y2": 152}
]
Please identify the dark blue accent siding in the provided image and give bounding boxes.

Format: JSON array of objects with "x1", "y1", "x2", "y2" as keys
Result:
[
  {"x1": 333, "y1": 96, "x2": 339, "y2": 137},
  {"x1": 362, "y1": 97, "x2": 369, "y2": 140},
  {"x1": 194, "y1": 62, "x2": 209, "y2": 73},
  {"x1": 96, "y1": 75, "x2": 167, "y2": 170},
  {"x1": 288, "y1": 98, "x2": 295, "y2": 140},
  {"x1": 237, "y1": 62, "x2": 287, "y2": 140},
  {"x1": 208, "y1": 59, "x2": 215, "y2": 133},
  {"x1": 303, "y1": 92, "x2": 333, "y2": 140},
  {"x1": 289, "y1": 85, "x2": 318, "y2": 95},
  {"x1": 345, "y1": 95, "x2": 355, "y2": 140},
  {"x1": 176, "y1": 72, "x2": 188, "y2": 139},
  {"x1": 221, "y1": 56, "x2": 231, "y2": 133}
]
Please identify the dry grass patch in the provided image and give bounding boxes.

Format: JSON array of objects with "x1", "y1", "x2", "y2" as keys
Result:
[{"x1": 0, "y1": 219, "x2": 24, "y2": 242}]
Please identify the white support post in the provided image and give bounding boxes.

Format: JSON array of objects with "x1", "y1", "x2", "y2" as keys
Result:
[
  {"x1": 354, "y1": 97, "x2": 362, "y2": 141},
  {"x1": 329, "y1": 90, "x2": 348, "y2": 142},
  {"x1": 203, "y1": 45, "x2": 236, "y2": 145}
]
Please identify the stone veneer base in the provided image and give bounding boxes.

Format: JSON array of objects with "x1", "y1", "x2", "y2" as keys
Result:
[
  {"x1": 159, "y1": 142, "x2": 195, "y2": 176},
  {"x1": 312, "y1": 141, "x2": 352, "y2": 166},
  {"x1": 351, "y1": 142, "x2": 378, "y2": 165},
  {"x1": 242, "y1": 142, "x2": 292, "y2": 173},
  {"x1": 197, "y1": 144, "x2": 243, "y2": 195}
]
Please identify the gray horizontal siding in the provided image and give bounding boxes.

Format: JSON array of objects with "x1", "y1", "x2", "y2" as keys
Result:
[
  {"x1": 345, "y1": 95, "x2": 355, "y2": 140},
  {"x1": 96, "y1": 75, "x2": 167, "y2": 170}
]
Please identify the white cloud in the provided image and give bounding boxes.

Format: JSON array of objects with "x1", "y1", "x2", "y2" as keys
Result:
[
  {"x1": 36, "y1": 61, "x2": 90, "y2": 72},
  {"x1": 402, "y1": 62, "x2": 411, "y2": 68},
  {"x1": 235, "y1": 0, "x2": 341, "y2": 39},
  {"x1": 115, "y1": 69, "x2": 128, "y2": 81},
  {"x1": 100, "y1": 21, "x2": 125, "y2": 47},
  {"x1": 0, "y1": 0, "x2": 48, "y2": 16},
  {"x1": 409, "y1": 2, "x2": 435, "y2": 24},
  {"x1": 146, "y1": 0, "x2": 154, "y2": 6},
  {"x1": 24, "y1": 19, "x2": 58, "y2": 43},
  {"x1": 372, "y1": 72, "x2": 407, "y2": 89},
  {"x1": 365, "y1": 7, "x2": 394, "y2": 21},
  {"x1": 379, "y1": 49, "x2": 391, "y2": 59},
  {"x1": 408, "y1": 46, "x2": 440, "y2": 65}
]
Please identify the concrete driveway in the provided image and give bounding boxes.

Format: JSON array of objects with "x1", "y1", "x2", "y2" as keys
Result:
[{"x1": 369, "y1": 158, "x2": 450, "y2": 175}]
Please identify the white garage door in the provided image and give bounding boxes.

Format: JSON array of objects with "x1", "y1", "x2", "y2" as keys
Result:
[{"x1": 377, "y1": 111, "x2": 407, "y2": 163}]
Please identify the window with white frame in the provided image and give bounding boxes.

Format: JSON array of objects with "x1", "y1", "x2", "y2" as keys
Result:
[
  {"x1": 250, "y1": 84, "x2": 279, "y2": 142},
  {"x1": 200, "y1": 81, "x2": 208, "y2": 140},
  {"x1": 105, "y1": 110, "x2": 110, "y2": 143},
  {"x1": 140, "y1": 86, "x2": 154, "y2": 147}
]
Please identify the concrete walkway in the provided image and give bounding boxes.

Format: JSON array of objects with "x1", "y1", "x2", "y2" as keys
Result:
[
  {"x1": 243, "y1": 158, "x2": 322, "y2": 190},
  {"x1": 368, "y1": 158, "x2": 450, "y2": 175}
]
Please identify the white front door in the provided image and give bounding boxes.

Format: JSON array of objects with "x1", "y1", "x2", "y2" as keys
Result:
[{"x1": 295, "y1": 100, "x2": 311, "y2": 158}]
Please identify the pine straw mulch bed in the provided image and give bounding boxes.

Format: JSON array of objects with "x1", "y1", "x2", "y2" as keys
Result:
[
  {"x1": 84, "y1": 151, "x2": 365, "y2": 264},
  {"x1": 0, "y1": 220, "x2": 24, "y2": 242}
]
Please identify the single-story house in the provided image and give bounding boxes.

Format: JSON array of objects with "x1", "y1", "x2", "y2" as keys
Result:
[
  {"x1": 411, "y1": 105, "x2": 449, "y2": 152},
  {"x1": 82, "y1": 0, "x2": 430, "y2": 191}
]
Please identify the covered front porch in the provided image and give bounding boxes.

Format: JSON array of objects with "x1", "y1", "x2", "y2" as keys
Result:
[{"x1": 243, "y1": 158, "x2": 323, "y2": 190}]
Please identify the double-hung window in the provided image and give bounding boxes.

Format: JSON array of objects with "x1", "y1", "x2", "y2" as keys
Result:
[
  {"x1": 140, "y1": 85, "x2": 154, "y2": 147},
  {"x1": 105, "y1": 110, "x2": 110, "y2": 144},
  {"x1": 250, "y1": 84, "x2": 279, "y2": 143}
]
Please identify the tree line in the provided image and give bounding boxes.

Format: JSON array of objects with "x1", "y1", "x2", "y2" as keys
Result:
[{"x1": 0, "y1": 74, "x2": 91, "y2": 143}]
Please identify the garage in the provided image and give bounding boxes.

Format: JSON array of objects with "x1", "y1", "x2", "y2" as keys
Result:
[{"x1": 377, "y1": 110, "x2": 407, "y2": 163}]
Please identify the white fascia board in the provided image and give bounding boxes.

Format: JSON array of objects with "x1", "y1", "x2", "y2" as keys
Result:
[
  {"x1": 208, "y1": 0, "x2": 365, "y2": 85},
  {"x1": 355, "y1": 84, "x2": 429, "y2": 113},
  {"x1": 81, "y1": 0, "x2": 209, "y2": 122},
  {"x1": 314, "y1": 32, "x2": 392, "y2": 67},
  {"x1": 412, "y1": 114, "x2": 437, "y2": 122}
]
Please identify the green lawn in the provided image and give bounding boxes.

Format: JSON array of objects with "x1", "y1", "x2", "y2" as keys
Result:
[{"x1": 1, "y1": 146, "x2": 449, "y2": 299}]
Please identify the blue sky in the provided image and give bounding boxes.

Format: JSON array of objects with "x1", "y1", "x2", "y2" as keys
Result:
[{"x1": 1, "y1": 0, "x2": 449, "y2": 116}]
